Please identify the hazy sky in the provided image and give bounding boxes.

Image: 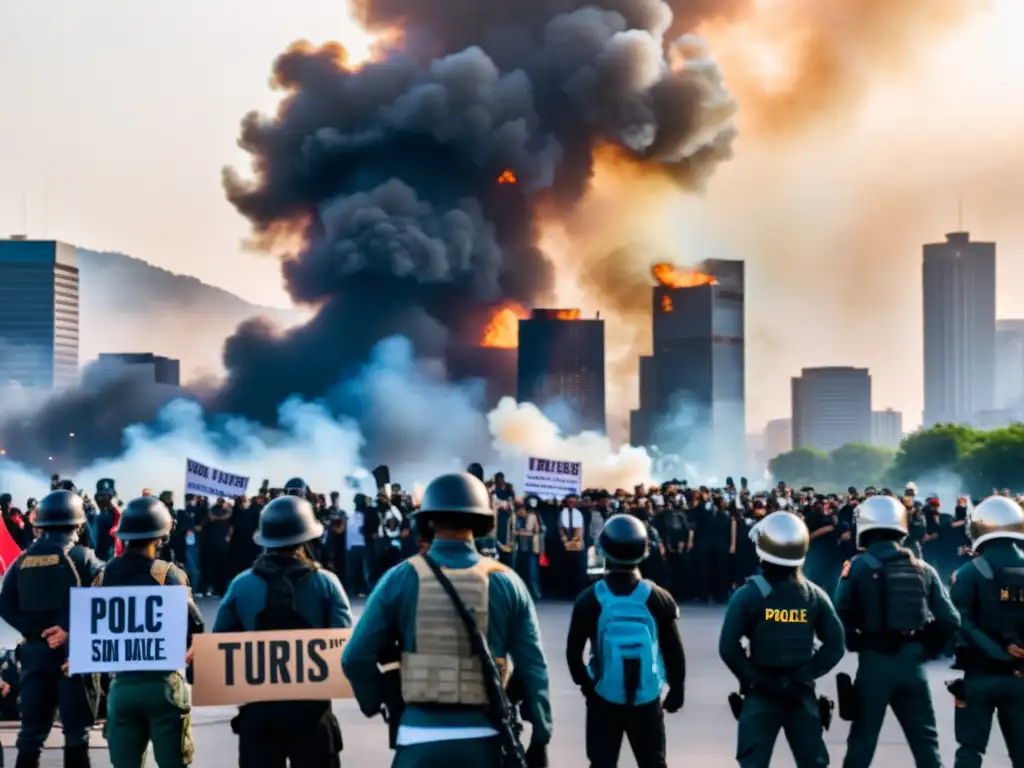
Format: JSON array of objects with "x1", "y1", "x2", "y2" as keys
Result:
[{"x1": 2, "y1": 0, "x2": 1023, "y2": 433}]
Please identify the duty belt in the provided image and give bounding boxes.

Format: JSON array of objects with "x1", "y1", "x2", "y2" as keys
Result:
[{"x1": 860, "y1": 630, "x2": 924, "y2": 655}]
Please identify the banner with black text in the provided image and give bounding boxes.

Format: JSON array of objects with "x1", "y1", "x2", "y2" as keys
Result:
[{"x1": 184, "y1": 458, "x2": 249, "y2": 499}]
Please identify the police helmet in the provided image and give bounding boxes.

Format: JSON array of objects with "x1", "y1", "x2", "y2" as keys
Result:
[
  {"x1": 598, "y1": 514, "x2": 649, "y2": 567},
  {"x1": 750, "y1": 511, "x2": 809, "y2": 567},
  {"x1": 415, "y1": 473, "x2": 494, "y2": 535},
  {"x1": 969, "y1": 496, "x2": 1024, "y2": 550},
  {"x1": 283, "y1": 477, "x2": 308, "y2": 497},
  {"x1": 254, "y1": 495, "x2": 323, "y2": 548},
  {"x1": 35, "y1": 490, "x2": 86, "y2": 529},
  {"x1": 95, "y1": 478, "x2": 116, "y2": 497},
  {"x1": 855, "y1": 495, "x2": 908, "y2": 546},
  {"x1": 116, "y1": 496, "x2": 174, "y2": 541}
]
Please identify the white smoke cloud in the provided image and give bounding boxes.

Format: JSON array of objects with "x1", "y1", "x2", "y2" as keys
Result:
[
  {"x1": 487, "y1": 397, "x2": 653, "y2": 491},
  {"x1": 0, "y1": 335, "x2": 668, "y2": 504}
]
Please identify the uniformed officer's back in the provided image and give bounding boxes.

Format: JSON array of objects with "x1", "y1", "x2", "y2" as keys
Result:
[
  {"x1": 342, "y1": 472, "x2": 553, "y2": 768},
  {"x1": 212, "y1": 493, "x2": 352, "y2": 768},
  {"x1": 0, "y1": 490, "x2": 104, "y2": 768}
]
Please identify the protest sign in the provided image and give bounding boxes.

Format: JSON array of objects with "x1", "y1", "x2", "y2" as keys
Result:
[
  {"x1": 184, "y1": 458, "x2": 249, "y2": 499},
  {"x1": 192, "y1": 628, "x2": 353, "y2": 706},
  {"x1": 522, "y1": 456, "x2": 582, "y2": 499},
  {"x1": 68, "y1": 586, "x2": 189, "y2": 674}
]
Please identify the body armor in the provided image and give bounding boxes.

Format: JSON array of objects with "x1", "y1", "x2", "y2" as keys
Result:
[
  {"x1": 401, "y1": 555, "x2": 510, "y2": 706},
  {"x1": 858, "y1": 549, "x2": 929, "y2": 636},
  {"x1": 16, "y1": 539, "x2": 90, "y2": 617},
  {"x1": 252, "y1": 554, "x2": 319, "y2": 630},
  {"x1": 748, "y1": 577, "x2": 817, "y2": 669},
  {"x1": 971, "y1": 557, "x2": 1024, "y2": 646},
  {"x1": 94, "y1": 555, "x2": 172, "y2": 587}
]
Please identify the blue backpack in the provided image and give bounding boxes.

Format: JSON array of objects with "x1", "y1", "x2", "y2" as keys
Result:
[{"x1": 588, "y1": 579, "x2": 665, "y2": 705}]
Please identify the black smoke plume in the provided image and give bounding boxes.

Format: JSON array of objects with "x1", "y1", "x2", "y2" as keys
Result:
[{"x1": 0, "y1": 0, "x2": 737, "y2": 470}]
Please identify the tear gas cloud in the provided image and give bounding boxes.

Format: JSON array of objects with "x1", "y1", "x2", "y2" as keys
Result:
[{"x1": 0, "y1": 0, "x2": 991, "y2": 491}]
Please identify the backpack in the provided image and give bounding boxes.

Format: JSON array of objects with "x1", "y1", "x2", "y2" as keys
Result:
[{"x1": 589, "y1": 579, "x2": 665, "y2": 706}]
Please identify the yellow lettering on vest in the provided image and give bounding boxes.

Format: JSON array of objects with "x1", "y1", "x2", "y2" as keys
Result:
[{"x1": 765, "y1": 608, "x2": 809, "y2": 623}]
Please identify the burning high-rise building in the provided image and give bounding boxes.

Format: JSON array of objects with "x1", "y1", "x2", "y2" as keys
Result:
[
  {"x1": 517, "y1": 309, "x2": 606, "y2": 433},
  {"x1": 630, "y1": 259, "x2": 745, "y2": 476}
]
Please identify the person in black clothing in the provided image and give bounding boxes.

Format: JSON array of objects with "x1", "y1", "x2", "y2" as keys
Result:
[
  {"x1": 229, "y1": 496, "x2": 261, "y2": 578},
  {"x1": 658, "y1": 501, "x2": 690, "y2": 600},
  {"x1": 201, "y1": 497, "x2": 233, "y2": 596},
  {"x1": 566, "y1": 514, "x2": 685, "y2": 768}
]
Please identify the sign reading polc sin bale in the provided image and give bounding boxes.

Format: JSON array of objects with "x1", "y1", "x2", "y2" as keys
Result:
[
  {"x1": 191, "y1": 628, "x2": 353, "y2": 706},
  {"x1": 68, "y1": 585, "x2": 189, "y2": 674}
]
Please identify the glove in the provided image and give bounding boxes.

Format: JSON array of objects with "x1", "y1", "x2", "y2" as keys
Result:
[
  {"x1": 663, "y1": 686, "x2": 685, "y2": 713},
  {"x1": 579, "y1": 680, "x2": 597, "y2": 700},
  {"x1": 525, "y1": 741, "x2": 549, "y2": 768}
]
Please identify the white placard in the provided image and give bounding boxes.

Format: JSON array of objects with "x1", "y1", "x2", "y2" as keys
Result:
[
  {"x1": 184, "y1": 458, "x2": 249, "y2": 499},
  {"x1": 522, "y1": 456, "x2": 582, "y2": 499},
  {"x1": 68, "y1": 586, "x2": 189, "y2": 674}
]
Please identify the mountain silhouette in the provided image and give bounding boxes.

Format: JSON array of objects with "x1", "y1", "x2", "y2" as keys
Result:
[{"x1": 77, "y1": 248, "x2": 300, "y2": 381}]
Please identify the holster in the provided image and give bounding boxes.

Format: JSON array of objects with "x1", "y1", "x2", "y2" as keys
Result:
[
  {"x1": 817, "y1": 695, "x2": 834, "y2": 731},
  {"x1": 728, "y1": 692, "x2": 744, "y2": 721},
  {"x1": 836, "y1": 672, "x2": 858, "y2": 722}
]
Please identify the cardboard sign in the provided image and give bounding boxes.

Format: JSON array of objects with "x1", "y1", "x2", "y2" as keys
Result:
[
  {"x1": 184, "y1": 458, "x2": 250, "y2": 499},
  {"x1": 192, "y1": 628, "x2": 353, "y2": 706},
  {"x1": 68, "y1": 586, "x2": 189, "y2": 674},
  {"x1": 522, "y1": 456, "x2": 582, "y2": 499}
]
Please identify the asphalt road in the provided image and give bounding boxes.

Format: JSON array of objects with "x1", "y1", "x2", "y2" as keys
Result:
[{"x1": 0, "y1": 597, "x2": 1012, "y2": 766}]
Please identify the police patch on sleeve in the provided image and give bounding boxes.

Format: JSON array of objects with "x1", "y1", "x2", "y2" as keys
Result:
[{"x1": 840, "y1": 560, "x2": 851, "y2": 580}]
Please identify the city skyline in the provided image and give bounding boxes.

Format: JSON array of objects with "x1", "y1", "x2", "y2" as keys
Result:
[{"x1": 2, "y1": 2, "x2": 1024, "y2": 436}]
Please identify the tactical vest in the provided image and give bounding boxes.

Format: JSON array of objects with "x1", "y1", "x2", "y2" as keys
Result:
[
  {"x1": 971, "y1": 556, "x2": 1024, "y2": 643},
  {"x1": 252, "y1": 554, "x2": 319, "y2": 631},
  {"x1": 16, "y1": 540, "x2": 91, "y2": 616},
  {"x1": 748, "y1": 576, "x2": 817, "y2": 669},
  {"x1": 858, "y1": 549, "x2": 930, "y2": 634},
  {"x1": 401, "y1": 555, "x2": 510, "y2": 707},
  {"x1": 93, "y1": 556, "x2": 172, "y2": 588}
]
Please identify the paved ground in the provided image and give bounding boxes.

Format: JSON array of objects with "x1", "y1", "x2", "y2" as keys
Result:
[{"x1": 0, "y1": 597, "x2": 1012, "y2": 766}]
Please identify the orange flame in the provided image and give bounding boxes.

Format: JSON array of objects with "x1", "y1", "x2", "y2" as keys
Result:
[
  {"x1": 497, "y1": 170, "x2": 517, "y2": 185},
  {"x1": 661, "y1": 295, "x2": 674, "y2": 312},
  {"x1": 480, "y1": 303, "x2": 529, "y2": 348},
  {"x1": 551, "y1": 309, "x2": 581, "y2": 320},
  {"x1": 651, "y1": 263, "x2": 718, "y2": 289}
]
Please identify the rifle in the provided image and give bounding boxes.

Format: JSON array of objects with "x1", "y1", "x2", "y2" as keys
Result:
[{"x1": 422, "y1": 554, "x2": 527, "y2": 768}]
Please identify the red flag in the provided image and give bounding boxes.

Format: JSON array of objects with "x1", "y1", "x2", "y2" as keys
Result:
[{"x1": 0, "y1": 523, "x2": 23, "y2": 576}]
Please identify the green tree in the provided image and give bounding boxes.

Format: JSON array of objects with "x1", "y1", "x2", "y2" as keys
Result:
[
  {"x1": 769, "y1": 447, "x2": 832, "y2": 486},
  {"x1": 957, "y1": 424, "x2": 1024, "y2": 495},
  {"x1": 829, "y1": 443, "x2": 895, "y2": 488},
  {"x1": 886, "y1": 423, "x2": 980, "y2": 488}
]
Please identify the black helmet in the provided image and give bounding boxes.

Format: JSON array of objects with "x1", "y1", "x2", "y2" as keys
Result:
[
  {"x1": 116, "y1": 496, "x2": 174, "y2": 541},
  {"x1": 35, "y1": 490, "x2": 86, "y2": 529},
  {"x1": 598, "y1": 514, "x2": 649, "y2": 567},
  {"x1": 254, "y1": 495, "x2": 323, "y2": 548},
  {"x1": 283, "y1": 477, "x2": 308, "y2": 497},
  {"x1": 417, "y1": 473, "x2": 493, "y2": 518},
  {"x1": 95, "y1": 478, "x2": 116, "y2": 497},
  {"x1": 416, "y1": 473, "x2": 494, "y2": 535}
]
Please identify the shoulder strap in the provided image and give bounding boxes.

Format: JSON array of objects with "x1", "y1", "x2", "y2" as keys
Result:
[
  {"x1": 972, "y1": 555, "x2": 995, "y2": 580},
  {"x1": 749, "y1": 575, "x2": 772, "y2": 598},
  {"x1": 150, "y1": 560, "x2": 171, "y2": 586},
  {"x1": 594, "y1": 579, "x2": 611, "y2": 605},
  {"x1": 859, "y1": 553, "x2": 882, "y2": 570},
  {"x1": 632, "y1": 579, "x2": 653, "y2": 603},
  {"x1": 92, "y1": 569, "x2": 105, "y2": 587},
  {"x1": 420, "y1": 553, "x2": 527, "y2": 768}
]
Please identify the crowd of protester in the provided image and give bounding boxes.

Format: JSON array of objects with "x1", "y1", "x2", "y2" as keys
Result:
[{"x1": 1, "y1": 473, "x2": 1012, "y2": 605}]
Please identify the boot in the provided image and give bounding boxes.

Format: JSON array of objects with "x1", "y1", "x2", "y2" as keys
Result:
[
  {"x1": 63, "y1": 745, "x2": 91, "y2": 768},
  {"x1": 14, "y1": 752, "x2": 40, "y2": 768}
]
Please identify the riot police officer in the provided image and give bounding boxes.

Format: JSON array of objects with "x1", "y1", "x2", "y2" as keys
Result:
[
  {"x1": 342, "y1": 472, "x2": 553, "y2": 768},
  {"x1": 566, "y1": 514, "x2": 685, "y2": 768},
  {"x1": 835, "y1": 495, "x2": 960, "y2": 768},
  {"x1": 948, "y1": 495, "x2": 1024, "y2": 767},
  {"x1": 212, "y1": 495, "x2": 351, "y2": 767},
  {"x1": 719, "y1": 511, "x2": 845, "y2": 768},
  {"x1": 0, "y1": 490, "x2": 104, "y2": 768},
  {"x1": 283, "y1": 477, "x2": 307, "y2": 498},
  {"x1": 98, "y1": 497, "x2": 205, "y2": 768}
]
